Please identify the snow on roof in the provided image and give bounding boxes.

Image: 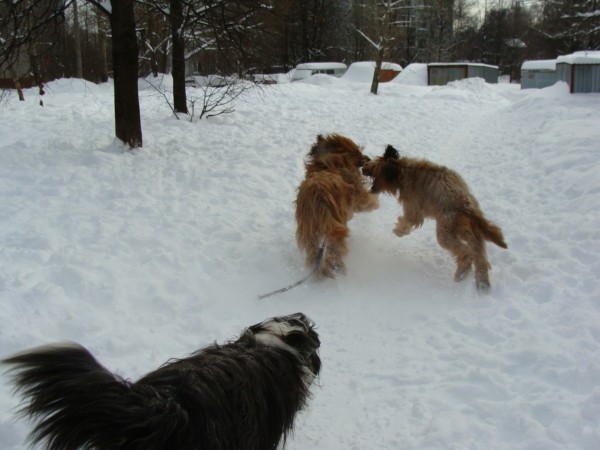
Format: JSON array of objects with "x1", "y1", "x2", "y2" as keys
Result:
[
  {"x1": 521, "y1": 59, "x2": 556, "y2": 71},
  {"x1": 556, "y1": 51, "x2": 600, "y2": 65},
  {"x1": 390, "y1": 63, "x2": 428, "y2": 86},
  {"x1": 294, "y1": 62, "x2": 347, "y2": 70},
  {"x1": 342, "y1": 61, "x2": 403, "y2": 82},
  {"x1": 428, "y1": 62, "x2": 498, "y2": 69},
  {"x1": 381, "y1": 62, "x2": 403, "y2": 71}
]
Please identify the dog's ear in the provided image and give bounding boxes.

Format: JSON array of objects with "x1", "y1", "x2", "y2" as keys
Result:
[
  {"x1": 310, "y1": 135, "x2": 329, "y2": 157},
  {"x1": 384, "y1": 145, "x2": 400, "y2": 160},
  {"x1": 383, "y1": 160, "x2": 399, "y2": 182}
]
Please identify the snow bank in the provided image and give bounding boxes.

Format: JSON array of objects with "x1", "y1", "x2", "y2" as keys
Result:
[
  {"x1": 391, "y1": 63, "x2": 428, "y2": 86},
  {"x1": 342, "y1": 61, "x2": 403, "y2": 83}
]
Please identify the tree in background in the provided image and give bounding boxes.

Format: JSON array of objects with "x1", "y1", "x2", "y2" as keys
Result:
[
  {"x1": 354, "y1": 0, "x2": 406, "y2": 94},
  {"x1": 532, "y1": 0, "x2": 600, "y2": 55},
  {"x1": 4, "y1": 0, "x2": 598, "y2": 130},
  {"x1": 0, "y1": 0, "x2": 69, "y2": 100},
  {"x1": 260, "y1": 0, "x2": 350, "y2": 70},
  {"x1": 477, "y1": 2, "x2": 531, "y2": 80},
  {"x1": 88, "y1": 0, "x2": 142, "y2": 148},
  {"x1": 421, "y1": 0, "x2": 455, "y2": 62},
  {"x1": 136, "y1": 3, "x2": 171, "y2": 78}
]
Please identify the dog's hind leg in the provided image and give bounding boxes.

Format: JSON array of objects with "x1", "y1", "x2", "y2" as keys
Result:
[
  {"x1": 305, "y1": 240, "x2": 324, "y2": 271},
  {"x1": 436, "y1": 216, "x2": 473, "y2": 283},
  {"x1": 470, "y1": 234, "x2": 491, "y2": 292},
  {"x1": 318, "y1": 227, "x2": 349, "y2": 278}
]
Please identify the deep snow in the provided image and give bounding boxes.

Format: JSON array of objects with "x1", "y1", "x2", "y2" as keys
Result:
[{"x1": 0, "y1": 72, "x2": 599, "y2": 450}]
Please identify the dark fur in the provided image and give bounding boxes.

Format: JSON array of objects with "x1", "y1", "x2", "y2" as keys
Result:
[
  {"x1": 363, "y1": 145, "x2": 507, "y2": 291},
  {"x1": 2, "y1": 313, "x2": 321, "y2": 450},
  {"x1": 295, "y1": 134, "x2": 379, "y2": 278}
]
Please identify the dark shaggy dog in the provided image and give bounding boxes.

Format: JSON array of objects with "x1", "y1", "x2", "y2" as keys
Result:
[
  {"x1": 295, "y1": 134, "x2": 379, "y2": 278},
  {"x1": 362, "y1": 145, "x2": 507, "y2": 291},
  {"x1": 2, "y1": 313, "x2": 321, "y2": 450}
]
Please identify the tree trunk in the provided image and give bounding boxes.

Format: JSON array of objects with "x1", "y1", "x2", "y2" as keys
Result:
[
  {"x1": 9, "y1": 67, "x2": 25, "y2": 101},
  {"x1": 109, "y1": 0, "x2": 143, "y2": 148},
  {"x1": 96, "y1": 10, "x2": 108, "y2": 83},
  {"x1": 170, "y1": 0, "x2": 188, "y2": 114},
  {"x1": 73, "y1": 0, "x2": 83, "y2": 78},
  {"x1": 29, "y1": 43, "x2": 45, "y2": 106},
  {"x1": 370, "y1": 47, "x2": 383, "y2": 95}
]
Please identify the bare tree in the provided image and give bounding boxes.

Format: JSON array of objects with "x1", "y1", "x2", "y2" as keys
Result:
[
  {"x1": 534, "y1": 0, "x2": 600, "y2": 53},
  {"x1": 137, "y1": 4, "x2": 171, "y2": 77},
  {"x1": 421, "y1": 0, "x2": 455, "y2": 62},
  {"x1": 355, "y1": 0, "x2": 404, "y2": 94},
  {"x1": 139, "y1": 0, "x2": 269, "y2": 117},
  {"x1": 140, "y1": 0, "x2": 225, "y2": 114},
  {"x1": 0, "y1": 0, "x2": 69, "y2": 101},
  {"x1": 2, "y1": 0, "x2": 143, "y2": 148}
]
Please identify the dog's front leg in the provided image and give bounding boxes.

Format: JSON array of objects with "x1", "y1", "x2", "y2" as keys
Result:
[
  {"x1": 355, "y1": 191, "x2": 380, "y2": 213},
  {"x1": 393, "y1": 216, "x2": 413, "y2": 237}
]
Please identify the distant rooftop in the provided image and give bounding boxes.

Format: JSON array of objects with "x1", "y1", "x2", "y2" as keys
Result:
[
  {"x1": 522, "y1": 60, "x2": 556, "y2": 71},
  {"x1": 556, "y1": 51, "x2": 600, "y2": 65}
]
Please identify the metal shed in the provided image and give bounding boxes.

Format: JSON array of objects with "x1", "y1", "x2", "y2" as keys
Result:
[
  {"x1": 556, "y1": 51, "x2": 600, "y2": 93},
  {"x1": 521, "y1": 59, "x2": 557, "y2": 89},
  {"x1": 427, "y1": 63, "x2": 499, "y2": 86}
]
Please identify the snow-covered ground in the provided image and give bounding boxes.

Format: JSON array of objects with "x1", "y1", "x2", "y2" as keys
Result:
[{"x1": 0, "y1": 72, "x2": 599, "y2": 449}]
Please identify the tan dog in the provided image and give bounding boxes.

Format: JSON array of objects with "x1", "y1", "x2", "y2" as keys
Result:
[
  {"x1": 362, "y1": 145, "x2": 507, "y2": 291},
  {"x1": 295, "y1": 134, "x2": 379, "y2": 278}
]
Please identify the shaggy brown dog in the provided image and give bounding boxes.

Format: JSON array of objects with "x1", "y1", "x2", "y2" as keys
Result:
[
  {"x1": 295, "y1": 134, "x2": 379, "y2": 278},
  {"x1": 362, "y1": 145, "x2": 507, "y2": 291}
]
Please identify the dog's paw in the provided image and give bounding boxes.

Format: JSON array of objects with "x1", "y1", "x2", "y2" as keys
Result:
[
  {"x1": 331, "y1": 261, "x2": 347, "y2": 275},
  {"x1": 454, "y1": 266, "x2": 472, "y2": 282},
  {"x1": 316, "y1": 261, "x2": 346, "y2": 279},
  {"x1": 393, "y1": 227, "x2": 409, "y2": 237},
  {"x1": 316, "y1": 267, "x2": 335, "y2": 279},
  {"x1": 475, "y1": 279, "x2": 491, "y2": 293}
]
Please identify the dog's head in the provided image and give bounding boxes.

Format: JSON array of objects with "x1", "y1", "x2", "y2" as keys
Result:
[
  {"x1": 362, "y1": 144, "x2": 401, "y2": 194},
  {"x1": 248, "y1": 313, "x2": 321, "y2": 379},
  {"x1": 308, "y1": 134, "x2": 370, "y2": 168}
]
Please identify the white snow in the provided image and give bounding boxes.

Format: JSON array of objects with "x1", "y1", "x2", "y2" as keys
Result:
[
  {"x1": 343, "y1": 61, "x2": 403, "y2": 83},
  {"x1": 428, "y1": 62, "x2": 499, "y2": 69},
  {"x1": 391, "y1": 63, "x2": 429, "y2": 86},
  {"x1": 1, "y1": 74, "x2": 599, "y2": 450},
  {"x1": 557, "y1": 51, "x2": 600, "y2": 65},
  {"x1": 295, "y1": 62, "x2": 348, "y2": 70},
  {"x1": 522, "y1": 59, "x2": 557, "y2": 71}
]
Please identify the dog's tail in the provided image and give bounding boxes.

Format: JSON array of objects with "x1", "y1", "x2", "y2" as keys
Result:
[
  {"x1": 468, "y1": 212, "x2": 508, "y2": 249},
  {"x1": 2, "y1": 343, "x2": 183, "y2": 450}
]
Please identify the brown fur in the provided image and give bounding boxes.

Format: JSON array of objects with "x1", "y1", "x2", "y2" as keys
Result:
[
  {"x1": 362, "y1": 145, "x2": 507, "y2": 291},
  {"x1": 295, "y1": 134, "x2": 379, "y2": 278}
]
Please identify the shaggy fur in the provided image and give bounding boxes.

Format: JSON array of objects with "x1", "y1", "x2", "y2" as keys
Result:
[
  {"x1": 295, "y1": 134, "x2": 379, "y2": 278},
  {"x1": 2, "y1": 313, "x2": 321, "y2": 450},
  {"x1": 363, "y1": 145, "x2": 507, "y2": 291}
]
